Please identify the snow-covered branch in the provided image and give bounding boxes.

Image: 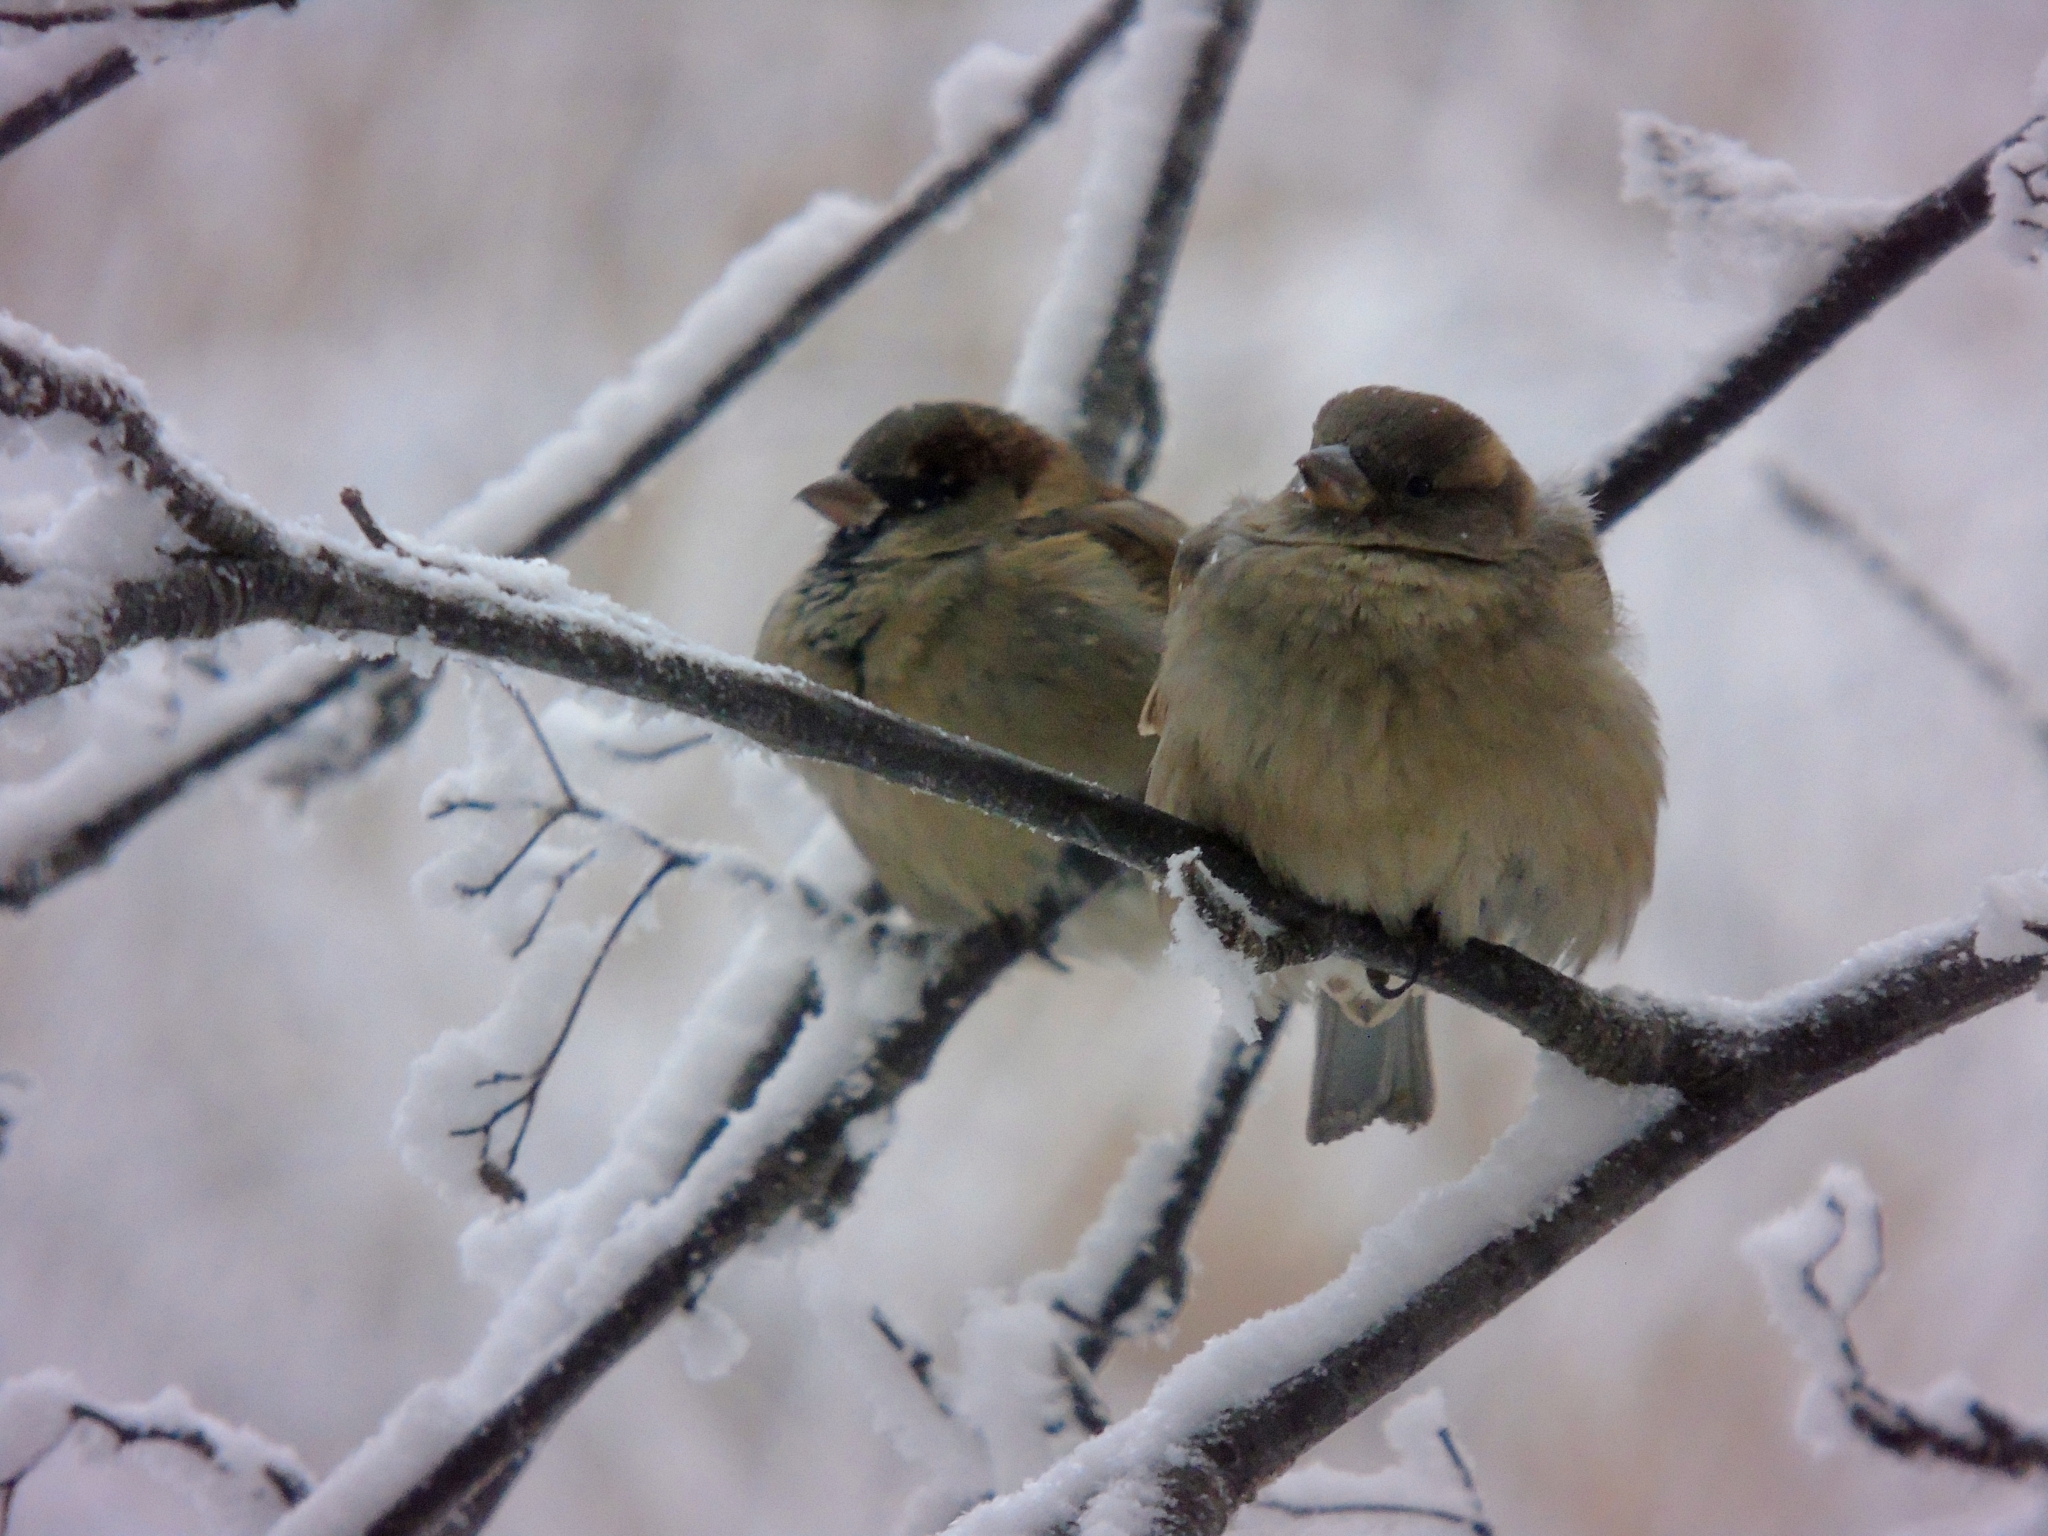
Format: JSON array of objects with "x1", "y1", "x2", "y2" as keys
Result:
[
  {"x1": 0, "y1": 1370, "x2": 311, "y2": 1535},
  {"x1": 2, "y1": 318, "x2": 2041, "y2": 1093},
  {"x1": 1744, "y1": 1168, "x2": 2048, "y2": 1480},
  {"x1": 0, "y1": 0, "x2": 1140, "y2": 908},
  {"x1": 0, "y1": 1, "x2": 297, "y2": 166},
  {"x1": 1008, "y1": 0, "x2": 1257, "y2": 488},
  {"x1": 1588, "y1": 118, "x2": 2041, "y2": 527}
]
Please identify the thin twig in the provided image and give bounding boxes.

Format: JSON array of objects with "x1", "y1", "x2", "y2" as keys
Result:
[
  {"x1": 0, "y1": 0, "x2": 293, "y2": 29},
  {"x1": 1065, "y1": 0, "x2": 1259, "y2": 488},
  {"x1": 356, "y1": 863, "x2": 1111, "y2": 1536},
  {"x1": 1587, "y1": 123, "x2": 2037, "y2": 527},
  {"x1": 1764, "y1": 466, "x2": 2048, "y2": 756},
  {"x1": 1065, "y1": 1008, "x2": 1284, "y2": 1372},
  {"x1": 0, "y1": 44, "x2": 133, "y2": 159}
]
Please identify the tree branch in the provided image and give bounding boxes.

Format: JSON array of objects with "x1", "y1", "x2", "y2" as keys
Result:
[
  {"x1": 0, "y1": 44, "x2": 131, "y2": 159},
  {"x1": 342, "y1": 861, "x2": 1110, "y2": 1536},
  {"x1": 1587, "y1": 120, "x2": 2042, "y2": 527},
  {"x1": 1764, "y1": 466, "x2": 2048, "y2": 756},
  {"x1": 0, "y1": 0, "x2": 294, "y2": 28},
  {"x1": 0, "y1": 0, "x2": 1141, "y2": 909},
  {"x1": 1062, "y1": 0, "x2": 1259, "y2": 488}
]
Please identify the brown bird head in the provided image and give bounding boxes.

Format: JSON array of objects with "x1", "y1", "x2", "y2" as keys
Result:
[
  {"x1": 1269, "y1": 386, "x2": 1539, "y2": 563},
  {"x1": 796, "y1": 403, "x2": 1098, "y2": 555}
]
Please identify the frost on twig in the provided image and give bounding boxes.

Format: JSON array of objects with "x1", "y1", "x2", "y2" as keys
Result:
[
  {"x1": 0, "y1": 1369, "x2": 310, "y2": 1536},
  {"x1": 1988, "y1": 54, "x2": 2048, "y2": 266},
  {"x1": 396, "y1": 672, "x2": 839, "y2": 1201},
  {"x1": 1243, "y1": 1391, "x2": 1494, "y2": 1536},
  {"x1": 1008, "y1": 0, "x2": 1257, "y2": 488},
  {"x1": 1589, "y1": 118, "x2": 2032, "y2": 526},
  {"x1": 1742, "y1": 1167, "x2": 2048, "y2": 1479},
  {"x1": 1763, "y1": 468, "x2": 2048, "y2": 761},
  {"x1": 1621, "y1": 112, "x2": 1897, "y2": 311}
]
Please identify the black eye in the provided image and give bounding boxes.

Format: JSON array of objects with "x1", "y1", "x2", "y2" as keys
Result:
[{"x1": 1404, "y1": 474, "x2": 1435, "y2": 497}]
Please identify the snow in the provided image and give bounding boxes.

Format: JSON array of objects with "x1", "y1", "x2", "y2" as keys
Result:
[
  {"x1": 1975, "y1": 868, "x2": 2048, "y2": 972},
  {"x1": 0, "y1": 639, "x2": 351, "y2": 897},
  {"x1": 1739, "y1": 1167, "x2": 2010, "y2": 1462},
  {"x1": 1007, "y1": 0, "x2": 1219, "y2": 436},
  {"x1": 429, "y1": 192, "x2": 889, "y2": 556},
  {"x1": 1240, "y1": 1391, "x2": 1489, "y2": 1535},
  {"x1": 931, "y1": 43, "x2": 1041, "y2": 164},
  {"x1": 6, "y1": 7, "x2": 2048, "y2": 1535},
  {"x1": 0, "y1": 1370, "x2": 309, "y2": 1536},
  {"x1": 945, "y1": 1057, "x2": 1676, "y2": 1536},
  {"x1": 1990, "y1": 112, "x2": 2048, "y2": 267},
  {"x1": 1619, "y1": 112, "x2": 1899, "y2": 312},
  {"x1": 429, "y1": 9, "x2": 1098, "y2": 560},
  {"x1": 1161, "y1": 852, "x2": 1267, "y2": 1046}
]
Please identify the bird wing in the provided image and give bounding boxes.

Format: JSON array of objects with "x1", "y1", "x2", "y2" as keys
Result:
[{"x1": 1014, "y1": 494, "x2": 1183, "y2": 609}]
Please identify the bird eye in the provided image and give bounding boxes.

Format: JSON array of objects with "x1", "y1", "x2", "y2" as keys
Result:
[{"x1": 1404, "y1": 474, "x2": 1435, "y2": 497}]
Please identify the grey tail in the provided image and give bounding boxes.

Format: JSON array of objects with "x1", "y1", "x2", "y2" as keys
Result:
[{"x1": 1307, "y1": 991, "x2": 1434, "y2": 1144}]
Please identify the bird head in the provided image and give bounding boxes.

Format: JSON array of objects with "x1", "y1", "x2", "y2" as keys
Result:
[
  {"x1": 796, "y1": 402, "x2": 1096, "y2": 557},
  {"x1": 1270, "y1": 386, "x2": 1539, "y2": 563}
]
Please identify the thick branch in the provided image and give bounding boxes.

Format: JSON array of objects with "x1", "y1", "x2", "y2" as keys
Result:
[{"x1": 1587, "y1": 123, "x2": 2038, "y2": 527}]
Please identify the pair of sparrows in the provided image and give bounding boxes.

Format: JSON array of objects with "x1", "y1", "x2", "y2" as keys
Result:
[{"x1": 757, "y1": 393, "x2": 1661, "y2": 1143}]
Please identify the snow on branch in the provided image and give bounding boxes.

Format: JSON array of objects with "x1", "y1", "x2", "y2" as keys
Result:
[
  {"x1": 2, "y1": 315, "x2": 2043, "y2": 1096},
  {"x1": 0, "y1": 1369, "x2": 311, "y2": 1535},
  {"x1": 1991, "y1": 114, "x2": 2048, "y2": 266},
  {"x1": 1588, "y1": 117, "x2": 2041, "y2": 528},
  {"x1": 281, "y1": 861, "x2": 1111, "y2": 1536},
  {"x1": 436, "y1": 0, "x2": 1140, "y2": 559},
  {"x1": 0, "y1": 0, "x2": 1141, "y2": 913},
  {"x1": 1007, "y1": 0, "x2": 1258, "y2": 488},
  {"x1": 7, "y1": 313, "x2": 2048, "y2": 1536},
  {"x1": 1242, "y1": 1391, "x2": 1495, "y2": 1536},
  {"x1": 1743, "y1": 1167, "x2": 2048, "y2": 1479},
  {"x1": 1620, "y1": 112, "x2": 1899, "y2": 310},
  {"x1": 0, "y1": 1, "x2": 296, "y2": 163}
]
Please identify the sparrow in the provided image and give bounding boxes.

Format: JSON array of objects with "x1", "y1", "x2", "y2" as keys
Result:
[
  {"x1": 1141, "y1": 387, "x2": 1662, "y2": 1142},
  {"x1": 757, "y1": 401, "x2": 1185, "y2": 929}
]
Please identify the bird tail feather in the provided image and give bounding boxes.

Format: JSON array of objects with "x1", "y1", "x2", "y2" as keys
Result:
[{"x1": 1307, "y1": 989, "x2": 1434, "y2": 1143}]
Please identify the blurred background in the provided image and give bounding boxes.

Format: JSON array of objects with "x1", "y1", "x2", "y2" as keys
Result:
[{"x1": 2, "y1": 2, "x2": 2047, "y2": 1532}]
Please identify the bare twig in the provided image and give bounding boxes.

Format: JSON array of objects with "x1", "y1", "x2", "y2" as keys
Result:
[
  {"x1": 0, "y1": 44, "x2": 132, "y2": 158},
  {"x1": 1588, "y1": 122, "x2": 2039, "y2": 527},
  {"x1": 1764, "y1": 467, "x2": 2048, "y2": 756},
  {"x1": 0, "y1": 0, "x2": 294, "y2": 28}
]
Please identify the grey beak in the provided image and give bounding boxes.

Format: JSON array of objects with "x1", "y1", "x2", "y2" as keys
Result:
[
  {"x1": 797, "y1": 471, "x2": 888, "y2": 528},
  {"x1": 1295, "y1": 444, "x2": 1374, "y2": 513}
]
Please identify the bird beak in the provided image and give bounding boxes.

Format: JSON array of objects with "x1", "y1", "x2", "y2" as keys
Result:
[
  {"x1": 1294, "y1": 445, "x2": 1373, "y2": 513},
  {"x1": 797, "y1": 472, "x2": 887, "y2": 528}
]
